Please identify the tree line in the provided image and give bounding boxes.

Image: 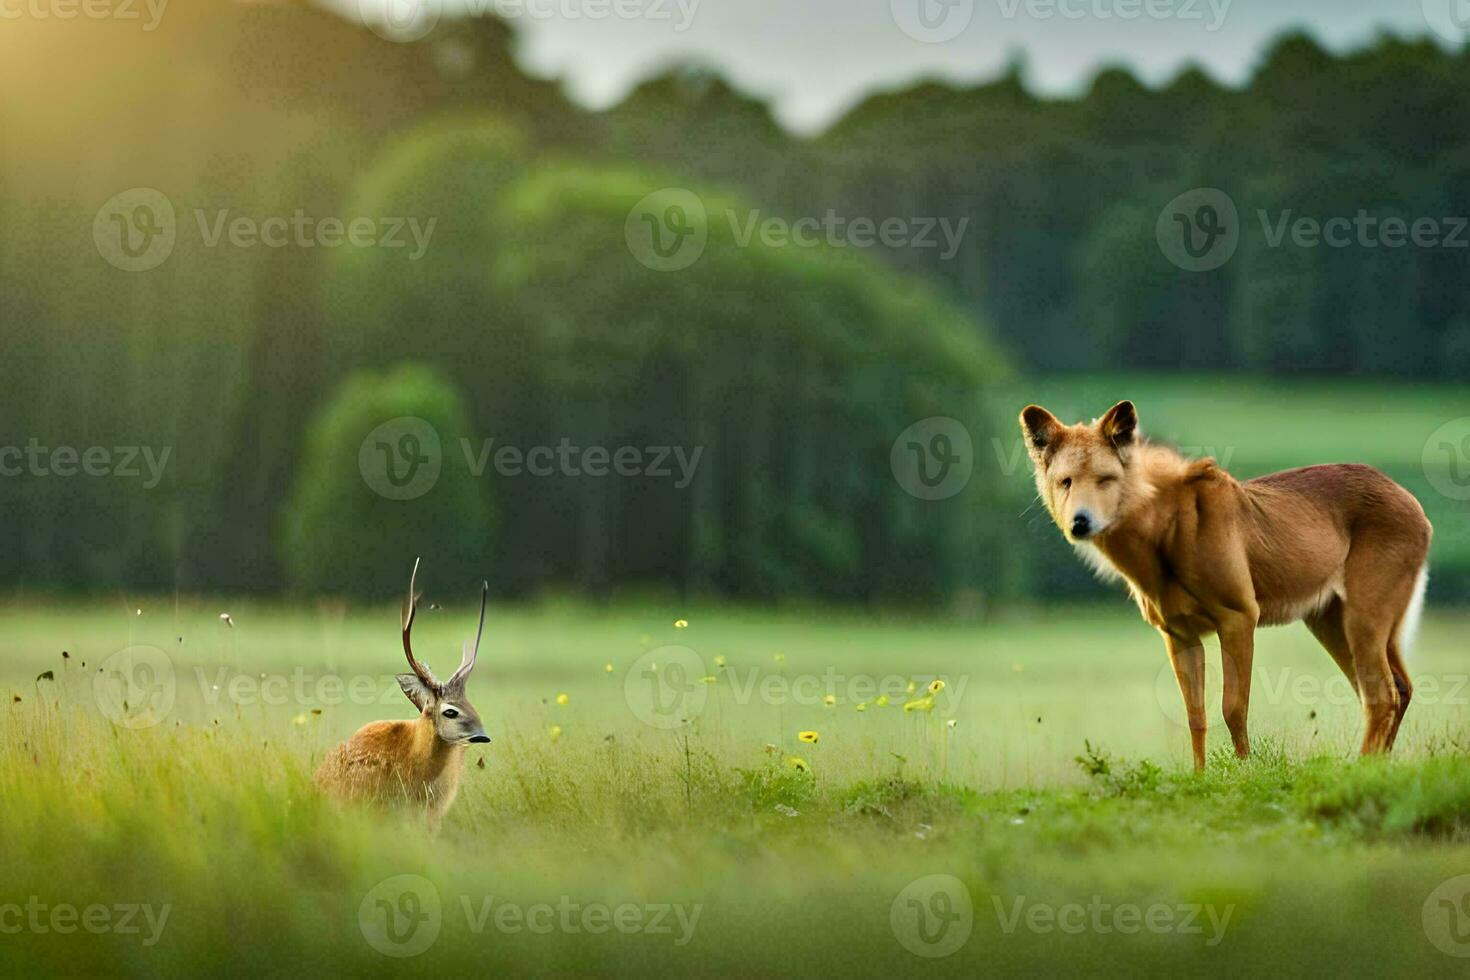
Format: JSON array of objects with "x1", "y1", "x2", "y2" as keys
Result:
[{"x1": 0, "y1": 4, "x2": 1462, "y2": 602}]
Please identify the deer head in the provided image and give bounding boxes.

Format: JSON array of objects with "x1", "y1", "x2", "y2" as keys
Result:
[{"x1": 396, "y1": 558, "x2": 491, "y2": 745}]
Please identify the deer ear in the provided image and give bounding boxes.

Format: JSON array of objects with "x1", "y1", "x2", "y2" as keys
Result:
[
  {"x1": 1098, "y1": 400, "x2": 1138, "y2": 448},
  {"x1": 396, "y1": 673, "x2": 435, "y2": 712},
  {"x1": 1020, "y1": 405, "x2": 1062, "y2": 456}
]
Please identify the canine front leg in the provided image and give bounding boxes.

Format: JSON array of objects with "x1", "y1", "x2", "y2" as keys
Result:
[
  {"x1": 1218, "y1": 616, "x2": 1257, "y2": 759},
  {"x1": 1163, "y1": 632, "x2": 1207, "y2": 771}
]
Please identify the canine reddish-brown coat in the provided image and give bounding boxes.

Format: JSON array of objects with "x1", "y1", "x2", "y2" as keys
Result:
[{"x1": 1021, "y1": 401, "x2": 1431, "y2": 769}]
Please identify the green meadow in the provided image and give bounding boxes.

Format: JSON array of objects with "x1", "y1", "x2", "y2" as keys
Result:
[{"x1": 3, "y1": 599, "x2": 1470, "y2": 975}]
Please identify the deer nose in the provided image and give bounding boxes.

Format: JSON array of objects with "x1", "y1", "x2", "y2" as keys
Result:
[
  {"x1": 1071, "y1": 512, "x2": 1093, "y2": 539},
  {"x1": 468, "y1": 733, "x2": 491, "y2": 744}
]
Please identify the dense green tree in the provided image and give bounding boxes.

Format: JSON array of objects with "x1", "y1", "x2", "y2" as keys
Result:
[{"x1": 279, "y1": 365, "x2": 494, "y2": 597}]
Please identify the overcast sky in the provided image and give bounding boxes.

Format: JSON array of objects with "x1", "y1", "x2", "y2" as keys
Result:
[{"x1": 335, "y1": 0, "x2": 1461, "y2": 133}]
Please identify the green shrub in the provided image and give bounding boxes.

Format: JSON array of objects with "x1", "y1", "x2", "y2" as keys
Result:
[{"x1": 279, "y1": 364, "x2": 494, "y2": 597}]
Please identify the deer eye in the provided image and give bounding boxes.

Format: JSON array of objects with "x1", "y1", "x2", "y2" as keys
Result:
[
  {"x1": 442, "y1": 707, "x2": 459, "y2": 719},
  {"x1": 1060, "y1": 478, "x2": 1072, "y2": 490}
]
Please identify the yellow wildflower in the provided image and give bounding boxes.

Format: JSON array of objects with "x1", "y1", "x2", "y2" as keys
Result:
[
  {"x1": 928, "y1": 679, "x2": 946, "y2": 695},
  {"x1": 786, "y1": 756, "x2": 810, "y2": 773},
  {"x1": 904, "y1": 695, "x2": 936, "y2": 713},
  {"x1": 798, "y1": 730, "x2": 819, "y2": 744},
  {"x1": 555, "y1": 692, "x2": 569, "y2": 706}
]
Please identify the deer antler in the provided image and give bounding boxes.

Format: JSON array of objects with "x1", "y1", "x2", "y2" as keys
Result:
[
  {"x1": 447, "y1": 580, "x2": 488, "y2": 691},
  {"x1": 401, "y1": 557, "x2": 437, "y2": 689}
]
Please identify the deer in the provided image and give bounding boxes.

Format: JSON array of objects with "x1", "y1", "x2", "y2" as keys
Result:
[{"x1": 314, "y1": 559, "x2": 491, "y2": 827}]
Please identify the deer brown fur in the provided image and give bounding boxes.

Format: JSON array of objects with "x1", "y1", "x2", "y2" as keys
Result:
[{"x1": 315, "y1": 559, "x2": 491, "y2": 826}]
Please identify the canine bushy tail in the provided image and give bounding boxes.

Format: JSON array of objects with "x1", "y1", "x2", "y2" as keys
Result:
[{"x1": 1397, "y1": 563, "x2": 1429, "y2": 659}]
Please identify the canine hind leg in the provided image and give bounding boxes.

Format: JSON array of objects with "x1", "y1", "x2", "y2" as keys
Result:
[
  {"x1": 1384, "y1": 637, "x2": 1412, "y2": 752},
  {"x1": 1304, "y1": 598, "x2": 1358, "y2": 697},
  {"x1": 1340, "y1": 554, "x2": 1419, "y2": 755}
]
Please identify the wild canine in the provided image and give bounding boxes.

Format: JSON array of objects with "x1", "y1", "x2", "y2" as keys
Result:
[
  {"x1": 1020, "y1": 401, "x2": 1431, "y2": 770},
  {"x1": 314, "y1": 559, "x2": 491, "y2": 824}
]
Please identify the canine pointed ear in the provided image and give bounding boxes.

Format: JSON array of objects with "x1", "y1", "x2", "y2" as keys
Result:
[
  {"x1": 1020, "y1": 405, "x2": 1062, "y2": 456},
  {"x1": 396, "y1": 673, "x2": 436, "y2": 713},
  {"x1": 1098, "y1": 400, "x2": 1138, "y2": 448}
]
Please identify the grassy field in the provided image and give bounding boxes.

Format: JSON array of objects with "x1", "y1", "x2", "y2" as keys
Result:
[{"x1": 3, "y1": 597, "x2": 1470, "y2": 975}]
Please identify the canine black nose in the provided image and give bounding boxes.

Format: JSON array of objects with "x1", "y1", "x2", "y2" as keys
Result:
[{"x1": 1071, "y1": 514, "x2": 1092, "y2": 539}]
